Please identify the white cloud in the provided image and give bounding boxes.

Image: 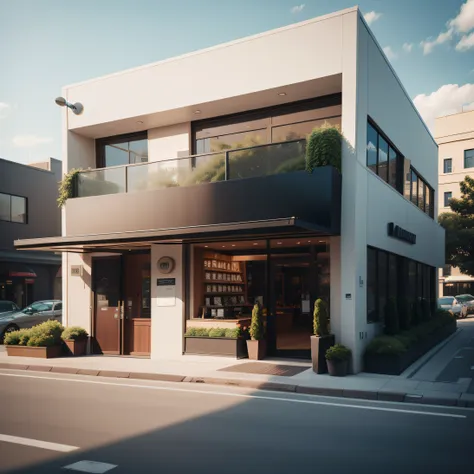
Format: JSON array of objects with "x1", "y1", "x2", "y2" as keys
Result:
[
  {"x1": 12, "y1": 135, "x2": 53, "y2": 148},
  {"x1": 402, "y1": 42, "x2": 413, "y2": 53},
  {"x1": 456, "y1": 31, "x2": 474, "y2": 50},
  {"x1": 0, "y1": 102, "x2": 10, "y2": 119},
  {"x1": 413, "y1": 83, "x2": 474, "y2": 130},
  {"x1": 421, "y1": 0, "x2": 474, "y2": 54},
  {"x1": 364, "y1": 11, "x2": 382, "y2": 26},
  {"x1": 448, "y1": 0, "x2": 474, "y2": 33},
  {"x1": 290, "y1": 4, "x2": 305, "y2": 14},
  {"x1": 383, "y1": 46, "x2": 397, "y2": 60}
]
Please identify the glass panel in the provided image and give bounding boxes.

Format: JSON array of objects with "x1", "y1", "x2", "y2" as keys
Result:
[
  {"x1": 378, "y1": 136, "x2": 389, "y2": 182},
  {"x1": 444, "y1": 158, "x2": 452, "y2": 173},
  {"x1": 104, "y1": 143, "x2": 129, "y2": 167},
  {"x1": 367, "y1": 248, "x2": 377, "y2": 323},
  {"x1": 388, "y1": 147, "x2": 398, "y2": 189},
  {"x1": 408, "y1": 260, "x2": 417, "y2": 315},
  {"x1": 129, "y1": 139, "x2": 148, "y2": 164},
  {"x1": 77, "y1": 168, "x2": 126, "y2": 197},
  {"x1": 271, "y1": 117, "x2": 341, "y2": 142},
  {"x1": 366, "y1": 123, "x2": 378, "y2": 173},
  {"x1": 425, "y1": 185, "x2": 431, "y2": 215},
  {"x1": 403, "y1": 158, "x2": 411, "y2": 200},
  {"x1": 0, "y1": 193, "x2": 11, "y2": 221},
  {"x1": 378, "y1": 251, "x2": 388, "y2": 324},
  {"x1": 389, "y1": 254, "x2": 398, "y2": 300},
  {"x1": 410, "y1": 170, "x2": 418, "y2": 206},
  {"x1": 418, "y1": 180, "x2": 426, "y2": 211},
  {"x1": 208, "y1": 129, "x2": 268, "y2": 152},
  {"x1": 128, "y1": 153, "x2": 226, "y2": 192},
  {"x1": 464, "y1": 149, "x2": 474, "y2": 169},
  {"x1": 228, "y1": 140, "x2": 306, "y2": 180},
  {"x1": 11, "y1": 196, "x2": 26, "y2": 223},
  {"x1": 417, "y1": 262, "x2": 423, "y2": 303},
  {"x1": 444, "y1": 192, "x2": 452, "y2": 207}
]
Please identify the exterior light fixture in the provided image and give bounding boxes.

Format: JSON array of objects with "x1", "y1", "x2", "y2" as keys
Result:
[
  {"x1": 253, "y1": 243, "x2": 258, "y2": 246},
  {"x1": 55, "y1": 97, "x2": 83, "y2": 115},
  {"x1": 194, "y1": 110, "x2": 202, "y2": 114},
  {"x1": 277, "y1": 242, "x2": 282, "y2": 245},
  {"x1": 297, "y1": 241, "x2": 301, "y2": 245},
  {"x1": 278, "y1": 92, "x2": 287, "y2": 96},
  {"x1": 136, "y1": 120, "x2": 144, "y2": 124}
]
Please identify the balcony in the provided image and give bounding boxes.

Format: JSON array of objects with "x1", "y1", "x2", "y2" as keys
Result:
[{"x1": 66, "y1": 140, "x2": 341, "y2": 238}]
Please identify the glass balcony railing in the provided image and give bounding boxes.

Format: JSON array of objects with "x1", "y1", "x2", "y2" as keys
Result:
[{"x1": 76, "y1": 139, "x2": 306, "y2": 198}]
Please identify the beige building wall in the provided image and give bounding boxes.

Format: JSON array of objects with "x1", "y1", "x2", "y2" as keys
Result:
[{"x1": 435, "y1": 110, "x2": 474, "y2": 294}]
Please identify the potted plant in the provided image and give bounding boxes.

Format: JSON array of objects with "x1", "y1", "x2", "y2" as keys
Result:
[
  {"x1": 246, "y1": 302, "x2": 266, "y2": 360},
  {"x1": 310, "y1": 298, "x2": 335, "y2": 374},
  {"x1": 62, "y1": 326, "x2": 89, "y2": 356},
  {"x1": 305, "y1": 124, "x2": 342, "y2": 173},
  {"x1": 184, "y1": 327, "x2": 248, "y2": 358},
  {"x1": 4, "y1": 320, "x2": 64, "y2": 358},
  {"x1": 325, "y1": 344, "x2": 351, "y2": 376}
]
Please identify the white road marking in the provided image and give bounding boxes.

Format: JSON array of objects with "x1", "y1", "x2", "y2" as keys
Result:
[
  {"x1": 63, "y1": 460, "x2": 118, "y2": 473},
  {"x1": 0, "y1": 372, "x2": 467, "y2": 419},
  {"x1": 0, "y1": 433, "x2": 78, "y2": 452}
]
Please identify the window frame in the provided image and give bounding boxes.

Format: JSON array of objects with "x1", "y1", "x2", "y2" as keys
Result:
[
  {"x1": 443, "y1": 158, "x2": 452, "y2": 174},
  {"x1": 96, "y1": 131, "x2": 148, "y2": 169},
  {"x1": 464, "y1": 149, "x2": 474, "y2": 169},
  {"x1": 444, "y1": 191, "x2": 452, "y2": 208},
  {"x1": 0, "y1": 192, "x2": 28, "y2": 224}
]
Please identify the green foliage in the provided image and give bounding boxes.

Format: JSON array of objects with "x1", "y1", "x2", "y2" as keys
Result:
[
  {"x1": 398, "y1": 298, "x2": 411, "y2": 331},
  {"x1": 326, "y1": 344, "x2": 351, "y2": 361},
  {"x1": 439, "y1": 176, "x2": 474, "y2": 277},
  {"x1": 313, "y1": 298, "x2": 330, "y2": 336},
  {"x1": 305, "y1": 124, "x2": 342, "y2": 173},
  {"x1": 249, "y1": 303, "x2": 264, "y2": 341},
  {"x1": 384, "y1": 297, "x2": 400, "y2": 335},
  {"x1": 365, "y1": 336, "x2": 408, "y2": 355},
  {"x1": 185, "y1": 327, "x2": 210, "y2": 337},
  {"x1": 58, "y1": 168, "x2": 82, "y2": 207},
  {"x1": 62, "y1": 326, "x2": 89, "y2": 341},
  {"x1": 224, "y1": 327, "x2": 241, "y2": 339},
  {"x1": 208, "y1": 328, "x2": 227, "y2": 338},
  {"x1": 4, "y1": 320, "x2": 64, "y2": 347}
]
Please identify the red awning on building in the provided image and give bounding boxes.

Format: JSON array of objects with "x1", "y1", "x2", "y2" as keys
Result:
[{"x1": 0, "y1": 262, "x2": 37, "y2": 278}]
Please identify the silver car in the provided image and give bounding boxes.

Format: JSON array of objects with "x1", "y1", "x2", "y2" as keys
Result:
[
  {"x1": 0, "y1": 300, "x2": 20, "y2": 317},
  {"x1": 454, "y1": 294, "x2": 474, "y2": 318},
  {"x1": 438, "y1": 296, "x2": 464, "y2": 317},
  {"x1": 0, "y1": 300, "x2": 62, "y2": 341}
]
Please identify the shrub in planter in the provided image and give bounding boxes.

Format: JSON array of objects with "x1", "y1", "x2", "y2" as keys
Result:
[
  {"x1": 384, "y1": 298, "x2": 400, "y2": 335},
  {"x1": 311, "y1": 298, "x2": 335, "y2": 374},
  {"x1": 247, "y1": 303, "x2": 266, "y2": 360},
  {"x1": 185, "y1": 327, "x2": 210, "y2": 337},
  {"x1": 62, "y1": 326, "x2": 89, "y2": 356},
  {"x1": 326, "y1": 344, "x2": 351, "y2": 376},
  {"x1": 305, "y1": 124, "x2": 342, "y2": 173},
  {"x1": 224, "y1": 328, "x2": 241, "y2": 339},
  {"x1": 4, "y1": 329, "x2": 24, "y2": 346},
  {"x1": 365, "y1": 336, "x2": 407, "y2": 356},
  {"x1": 209, "y1": 328, "x2": 227, "y2": 338}
]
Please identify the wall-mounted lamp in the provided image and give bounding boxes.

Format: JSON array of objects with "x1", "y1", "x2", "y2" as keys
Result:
[{"x1": 55, "y1": 97, "x2": 83, "y2": 115}]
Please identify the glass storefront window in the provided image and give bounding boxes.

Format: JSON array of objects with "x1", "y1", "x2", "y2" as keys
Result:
[
  {"x1": 97, "y1": 133, "x2": 148, "y2": 168},
  {"x1": 378, "y1": 136, "x2": 389, "y2": 183},
  {"x1": 366, "y1": 123, "x2": 378, "y2": 174}
]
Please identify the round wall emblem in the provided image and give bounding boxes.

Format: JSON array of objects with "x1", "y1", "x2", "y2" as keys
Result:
[{"x1": 157, "y1": 256, "x2": 175, "y2": 274}]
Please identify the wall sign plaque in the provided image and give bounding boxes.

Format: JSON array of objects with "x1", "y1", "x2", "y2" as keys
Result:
[
  {"x1": 157, "y1": 256, "x2": 175, "y2": 274},
  {"x1": 387, "y1": 223, "x2": 416, "y2": 245}
]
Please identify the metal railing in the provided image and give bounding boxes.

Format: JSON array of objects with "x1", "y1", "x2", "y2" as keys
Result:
[{"x1": 76, "y1": 139, "x2": 307, "y2": 198}]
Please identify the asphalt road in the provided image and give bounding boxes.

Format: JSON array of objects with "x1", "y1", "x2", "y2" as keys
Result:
[{"x1": 0, "y1": 369, "x2": 473, "y2": 474}]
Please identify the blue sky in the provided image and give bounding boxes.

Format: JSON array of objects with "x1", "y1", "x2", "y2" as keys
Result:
[{"x1": 1, "y1": 0, "x2": 474, "y2": 164}]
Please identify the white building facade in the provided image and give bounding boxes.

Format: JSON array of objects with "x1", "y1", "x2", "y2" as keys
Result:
[{"x1": 15, "y1": 7, "x2": 444, "y2": 373}]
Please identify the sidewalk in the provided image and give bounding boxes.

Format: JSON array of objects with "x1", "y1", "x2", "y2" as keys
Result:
[{"x1": 1, "y1": 322, "x2": 473, "y2": 408}]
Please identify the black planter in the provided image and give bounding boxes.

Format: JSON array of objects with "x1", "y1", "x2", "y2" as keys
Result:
[
  {"x1": 184, "y1": 337, "x2": 248, "y2": 359},
  {"x1": 311, "y1": 335, "x2": 335, "y2": 374},
  {"x1": 327, "y1": 359, "x2": 348, "y2": 377}
]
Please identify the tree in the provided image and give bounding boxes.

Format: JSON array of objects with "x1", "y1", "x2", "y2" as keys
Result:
[{"x1": 439, "y1": 176, "x2": 474, "y2": 277}]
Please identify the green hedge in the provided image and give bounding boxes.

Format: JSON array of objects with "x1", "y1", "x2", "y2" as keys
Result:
[
  {"x1": 62, "y1": 326, "x2": 88, "y2": 341},
  {"x1": 365, "y1": 310, "x2": 455, "y2": 356},
  {"x1": 4, "y1": 320, "x2": 65, "y2": 347},
  {"x1": 185, "y1": 327, "x2": 242, "y2": 339}
]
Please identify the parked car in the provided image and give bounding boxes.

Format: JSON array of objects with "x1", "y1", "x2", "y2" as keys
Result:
[
  {"x1": 0, "y1": 300, "x2": 62, "y2": 341},
  {"x1": 454, "y1": 294, "x2": 474, "y2": 318},
  {"x1": 0, "y1": 301, "x2": 20, "y2": 317},
  {"x1": 437, "y1": 296, "x2": 465, "y2": 318}
]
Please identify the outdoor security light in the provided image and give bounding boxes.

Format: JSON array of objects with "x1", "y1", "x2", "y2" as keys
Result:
[{"x1": 55, "y1": 96, "x2": 83, "y2": 115}]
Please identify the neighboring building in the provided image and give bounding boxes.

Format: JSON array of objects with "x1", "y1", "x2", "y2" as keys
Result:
[
  {"x1": 436, "y1": 109, "x2": 474, "y2": 297},
  {"x1": 14, "y1": 7, "x2": 444, "y2": 372},
  {"x1": 0, "y1": 157, "x2": 62, "y2": 307}
]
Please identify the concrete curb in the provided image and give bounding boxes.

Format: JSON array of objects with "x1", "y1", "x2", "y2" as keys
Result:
[{"x1": 1, "y1": 362, "x2": 473, "y2": 408}]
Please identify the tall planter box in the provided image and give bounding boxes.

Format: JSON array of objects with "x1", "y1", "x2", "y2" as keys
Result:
[
  {"x1": 364, "y1": 321, "x2": 457, "y2": 375},
  {"x1": 311, "y1": 334, "x2": 335, "y2": 374},
  {"x1": 6, "y1": 345, "x2": 63, "y2": 359},
  {"x1": 185, "y1": 337, "x2": 248, "y2": 359},
  {"x1": 64, "y1": 338, "x2": 88, "y2": 356},
  {"x1": 246, "y1": 340, "x2": 267, "y2": 360}
]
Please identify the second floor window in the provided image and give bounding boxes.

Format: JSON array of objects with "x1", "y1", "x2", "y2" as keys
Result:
[
  {"x1": 0, "y1": 192, "x2": 27, "y2": 224},
  {"x1": 443, "y1": 158, "x2": 452, "y2": 173},
  {"x1": 96, "y1": 132, "x2": 148, "y2": 168},
  {"x1": 465, "y1": 149, "x2": 474, "y2": 169},
  {"x1": 444, "y1": 191, "x2": 452, "y2": 207}
]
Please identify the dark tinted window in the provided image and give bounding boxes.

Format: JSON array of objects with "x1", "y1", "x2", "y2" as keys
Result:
[
  {"x1": 366, "y1": 123, "x2": 378, "y2": 173},
  {"x1": 444, "y1": 192, "x2": 452, "y2": 207},
  {"x1": 388, "y1": 147, "x2": 398, "y2": 188},
  {"x1": 367, "y1": 248, "x2": 377, "y2": 322},
  {"x1": 410, "y1": 170, "x2": 418, "y2": 206},
  {"x1": 377, "y1": 136, "x2": 389, "y2": 182},
  {"x1": 0, "y1": 193, "x2": 11, "y2": 221},
  {"x1": 54, "y1": 302, "x2": 62, "y2": 311},
  {"x1": 97, "y1": 133, "x2": 148, "y2": 168},
  {"x1": 443, "y1": 158, "x2": 452, "y2": 173},
  {"x1": 378, "y1": 251, "x2": 388, "y2": 323},
  {"x1": 464, "y1": 149, "x2": 474, "y2": 169},
  {"x1": 0, "y1": 193, "x2": 27, "y2": 223}
]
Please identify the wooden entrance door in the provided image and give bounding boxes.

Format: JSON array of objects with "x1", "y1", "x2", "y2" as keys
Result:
[{"x1": 93, "y1": 257, "x2": 123, "y2": 354}]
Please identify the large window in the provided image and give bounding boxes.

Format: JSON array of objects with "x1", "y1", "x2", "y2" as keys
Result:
[
  {"x1": 464, "y1": 149, "x2": 474, "y2": 169},
  {"x1": 0, "y1": 193, "x2": 27, "y2": 224},
  {"x1": 443, "y1": 158, "x2": 452, "y2": 173},
  {"x1": 96, "y1": 132, "x2": 148, "y2": 168},
  {"x1": 367, "y1": 247, "x2": 436, "y2": 325},
  {"x1": 444, "y1": 191, "x2": 452, "y2": 207},
  {"x1": 408, "y1": 167, "x2": 434, "y2": 217},
  {"x1": 194, "y1": 95, "x2": 342, "y2": 154}
]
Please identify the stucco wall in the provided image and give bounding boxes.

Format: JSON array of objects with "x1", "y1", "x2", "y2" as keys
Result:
[{"x1": 148, "y1": 123, "x2": 191, "y2": 162}]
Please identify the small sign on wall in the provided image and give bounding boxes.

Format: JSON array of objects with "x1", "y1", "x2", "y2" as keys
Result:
[
  {"x1": 157, "y1": 278, "x2": 176, "y2": 307},
  {"x1": 70, "y1": 265, "x2": 83, "y2": 277}
]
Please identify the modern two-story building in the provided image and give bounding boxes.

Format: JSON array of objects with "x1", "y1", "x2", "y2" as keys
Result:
[
  {"x1": 15, "y1": 7, "x2": 444, "y2": 372},
  {"x1": 1, "y1": 157, "x2": 62, "y2": 307}
]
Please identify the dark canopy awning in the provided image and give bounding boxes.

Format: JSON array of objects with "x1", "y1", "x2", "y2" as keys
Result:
[
  {"x1": 0, "y1": 262, "x2": 37, "y2": 278},
  {"x1": 14, "y1": 217, "x2": 329, "y2": 253}
]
